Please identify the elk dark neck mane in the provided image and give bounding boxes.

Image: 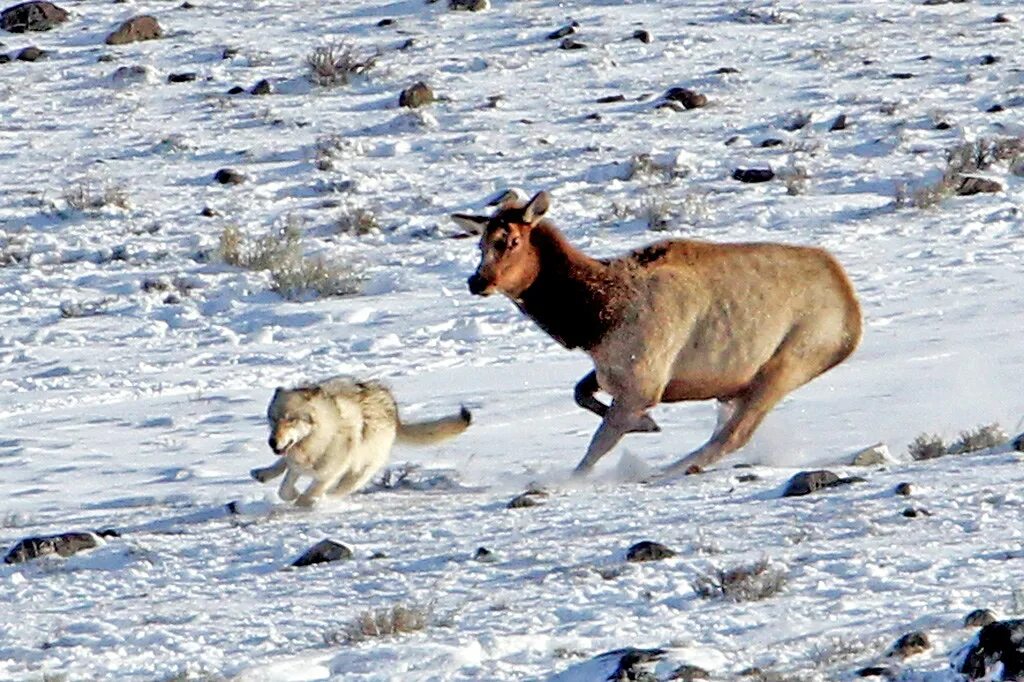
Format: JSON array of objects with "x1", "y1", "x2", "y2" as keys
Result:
[{"x1": 515, "y1": 223, "x2": 627, "y2": 351}]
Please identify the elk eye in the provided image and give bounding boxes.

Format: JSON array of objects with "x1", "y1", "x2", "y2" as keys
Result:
[{"x1": 508, "y1": 236, "x2": 520, "y2": 250}]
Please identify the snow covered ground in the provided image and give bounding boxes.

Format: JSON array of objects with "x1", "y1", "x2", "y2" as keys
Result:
[{"x1": 1, "y1": 0, "x2": 1023, "y2": 679}]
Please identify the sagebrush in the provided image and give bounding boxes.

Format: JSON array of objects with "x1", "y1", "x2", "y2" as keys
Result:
[
  {"x1": 325, "y1": 603, "x2": 436, "y2": 644},
  {"x1": 691, "y1": 558, "x2": 787, "y2": 601},
  {"x1": 307, "y1": 42, "x2": 378, "y2": 86}
]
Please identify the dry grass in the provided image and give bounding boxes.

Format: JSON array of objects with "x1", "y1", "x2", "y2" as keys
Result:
[
  {"x1": 217, "y1": 225, "x2": 361, "y2": 299},
  {"x1": 778, "y1": 165, "x2": 810, "y2": 195},
  {"x1": 62, "y1": 181, "x2": 131, "y2": 213},
  {"x1": 691, "y1": 558, "x2": 787, "y2": 602},
  {"x1": 640, "y1": 193, "x2": 673, "y2": 231},
  {"x1": 336, "y1": 205, "x2": 380, "y2": 235},
  {"x1": 895, "y1": 137, "x2": 1022, "y2": 208},
  {"x1": 908, "y1": 433, "x2": 947, "y2": 461},
  {"x1": 949, "y1": 423, "x2": 1009, "y2": 455},
  {"x1": 324, "y1": 603, "x2": 436, "y2": 645},
  {"x1": 307, "y1": 41, "x2": 379, "y2": 86}
]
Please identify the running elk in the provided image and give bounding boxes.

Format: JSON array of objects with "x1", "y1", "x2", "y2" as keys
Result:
[{"x1": 453, "y1": 191, "x2": 862, "y2": 477}]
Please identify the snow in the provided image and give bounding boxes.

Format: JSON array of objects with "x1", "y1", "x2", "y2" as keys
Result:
[{"x1": 1, "y1": 0, "x2": 1023, "y2": 679}]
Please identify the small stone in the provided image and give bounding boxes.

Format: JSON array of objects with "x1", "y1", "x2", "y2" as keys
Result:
[
  {"x1": 1012, "y1": 433, "x2": 1024, "y2": 452},
  {"x1": 96, "y1": 54, "x2": 113, "y2": 62},
  {"x1": 935, "y1": 121, "x2": 952, "y2": 130},
  {"x1": 890, "y1": 631, "x2": 930, "y2": 659},
  {"x1": 559, "y1": 37, "x2": 586, "y2": 50},
  {"x1": 250, "y1": 78, "x2": 272, "y2": 95},
  {"x1": 964, "y1": 609, "x2": 998, "y2": 628},
  {"x1": 980, "y1": 54, "x2": 1000, "y2": 65},
  {"x1": 226, "y1": 85, "x2": 244, "y2": 94},
  {"x1": 291, "y1": 539, "x2": 353, "y2": 567},
  {"x1": 663, "y1": 86, "x2": 707, "y2": 109},
  {"x1": 851, "y1": 442, "x2": 891, "y2": 466},
  {"x1": 760, "y1": 138, "x2": 785, "y2": 148},
  {"x1": 369, "y1": 551, "x2": 387, "y2": 559},
  {"x1": 987, "y1": 104, "x2": 1005, "y2": 113},
  {"x1": 105, "y1": 15, "x2": 162, "y2": 45},
  {"x1": 111, "y1": 64, "x2": 153, "y2": 85},
  {"x1": 376, "y1": 18, "x2": 394, "y2": 27},
  {"x1": 715, "y1": 66, "x2": 739, "y2": 74},
  {"x1": 546, "y1": 21, "x2": 577, "y2": 40},
  {"x1": 733, "y1": 167, "x2": 775, "y2": 183},
  {"x1": 1, "y1": 1, "x2": 69, "y2": 33},
  {"x1": 993, "y1": 13, "x2": 1012, "y2": 23},
  {"x1": 857, "y1": 667, "x2": 894, "y2": 678},
  {"x1": 214, "y1": 168, "x2": 245, "y2": 185},
  {"x1": 15, "y1": 45, "x2": 44, "y2": 60},
  {"x1": 179, "y1": 1, "x2": 195, "y2": 8},
  {"x1": 724, "y1": 135, "x2": 740, "y2": 146},
  {"x1": 672, "y1": 664, "x2": 710, "y2": 681},
  {"x1": 782, "y1": 470, "x2": 865, "y2": 496},
  {"x1": 507, "y1": 493, "x2": 541, "y2": 509},
  {"x1": 902, "y1": 507, "x2": 931, "y2": 518},
  {"x1": 889, "y1": 72, "x2": 915, "y2": 79},
  {"x1": 449, "y1": 0, "x2": 488, "y2": 10},
  {"x1": 473, "y1": 546, "x2": 496, "y2": 562},
  {"x1": 167, "y1": 72, "x2": 196, "y2": 83},
  {"x1": 200, "y1": 206, "x2": 218, "y2": 217},
  {"x1": 895, "y1": 482, "x2": 914, "y2": 496},
  {"x1": 399, "y1": 38, "x2": 414, "y2": 50},
  {"x1": 4, "y1": 531, "x2": 102, "y2": 564},
  {"x1": 399, "y1": 81, "x2": 433, "y2": 108},
  {"x1": 632, "y1": 29, "x2": 652, "y2": 43},
  {"x1": 596, "y1": 94, "x2": 625, "y2": 103},
  {"x1": 957, "y1": 177, "x2": 1004, "y2": 195},
  {"x1": 0, "y1": 54, "x2": 9, "y2": 63},
  {"x1": 736, "y1": 473, "x2": 760, "y2": 483},
  {"x1": 625, "y1": 540, "x2": 676, "y2": 562},
  {"x1": 221, "y1": 46, "x2": 238, "y2": 59}
]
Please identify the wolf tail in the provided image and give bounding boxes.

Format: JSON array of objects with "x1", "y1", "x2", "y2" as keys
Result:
[{"x1": 396, "y1": 406, "x2": 472, "y2": 445}]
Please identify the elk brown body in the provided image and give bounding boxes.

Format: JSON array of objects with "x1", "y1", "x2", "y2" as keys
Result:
[{"x1": 453, "y1": 191, "x2": 862, "y2": 477}]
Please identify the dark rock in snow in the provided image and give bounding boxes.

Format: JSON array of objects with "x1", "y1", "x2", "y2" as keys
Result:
[
  {"x1": 857, "y1": 666, "x2": 894, "y2": 677},
  {"x1": 891, "y1": 631, "x2": 930, "y2": 658},
  {"x1": 732, "y1": 167, "x2": 775, "y2": 183},
  {"x1": 449, "y1": 0, "x2": 488, "y2": 11},
  {"x1": 1012, "y1": 432, "x2": 1024, "y2": 452},
  {"x1": 376, "y1": 18, "x2": 394, "y2": 27},
  {"x1": 291, "y1": 539, "x2": 353, "y2": 567},
  {"x1": 0, "y1": 54, "x2": 9, "y2": 63},
  {"x1": 167, "y1": 72, "x2": 196, "y2": 83},
  {"x1": 957, "y1": 177, "x2": 1004, "y2": 195},
  {"x1": 546, "y1": 21, "x2": 577, "y2": 40},
  {"x1": 632, "y1": 29, "x2": 652, "y2": 43},
  {"x1": 964, "y1": 609, "x2": 998, "y2": 628},
  {"x1": 715, "y1": 66, "x2": 740, "y2": 74},
  {"x1": 895, "y1": 481, "x2": 914, "y2": 496},
  {"x1": 987, "y1": 104, "x2": 1005, "y2": 113},
  {"x1": 399, "y1": 81, "x2": 433, "y2": 108},
  {"x1": 227, "y1": 85, "x2": 245, "y2": 94},
  {"x1": 250, "y1": 78, "x2": 272, "y2": 95},
  {"x1": 106, "y1": 15, "x2": 162, "y2": 45},
  {"x1": 221, "y1": 46, "x2": 238, "y2": 59},
  {"x1": 980, "y1": 54, "x2": 1000, "y2": 66},
  {"x1": 957, "y1": 619, "x2": 1024, "y2": 679},
  {"x1": 4, "y1": 530, "x2": 112, "y2": 564},
  {"x1": 473, "y1": 546, "x2": 496, "y2": 562},
  {"x1": 1, "y1": 1, "x2": 68, "y2": 33},
  {"x1": 782, "y1": 470, "x2": 865, "y2": 496},
  {"x1": 889, "y1": 72, "x2": 915, "y2": 79},
  {"x1": 15, "y1": 44, "x2": 44, "y2": 60},
  {"x1": 673, "y1": 664, "x2": 710, "y2": 680},
  {"x1": 993, "y1": 13, "x2": 1012, "y2": 23},
  {"x1": 555, "y1": 647, "x2": 665, "y2": 681},
  {"x1": 214, "y1": 168, "x2": 245, "y2": 185},
  {"x1": 559, "y1": 37, "x2": 586, "y2": 50},
  {"x1": 596, "y1": 94, "x2": 626, "y2": 103},
  {"x1": 663, "y1": 86, "x2": 707, "y2": 109},
  {"x1": 626, "y1": 540, "x2": 676, "y2": 563},
  {"x1": 902, "y1": 507, "x2": 931, "y2": 518},
  {"x1": 760, "y1": 138, "x2": 785, "y2": 148},
  {"x1": 507, "y1": 491, "x2": 544, "y2": 508}
]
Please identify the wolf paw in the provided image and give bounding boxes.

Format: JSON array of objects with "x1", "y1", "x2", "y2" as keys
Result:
[
  {"x1": 279, "y1": 485, "x2": 299, "y2": 502},
  {"x1": 295, "y1": 493, "x2": 319, "y2": 508},
  {"x1": 251, "y1": 467, "x2": 274, "y2": 483}
]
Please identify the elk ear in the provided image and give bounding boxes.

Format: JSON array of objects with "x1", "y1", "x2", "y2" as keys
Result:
[
  {"x1": 486, "y1": 187, "x2": 528, "y2": 210},
  {"x1": 521, "y1": 191, "x2": 551, "y2": 225},
  {"x1": 450, "y1": 213, "x2": 489, "y2": 236}
]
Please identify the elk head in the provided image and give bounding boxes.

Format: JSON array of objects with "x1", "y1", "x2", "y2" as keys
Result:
[{"x1": 452, "y1": 190, "x2": 551, "y2": 298}]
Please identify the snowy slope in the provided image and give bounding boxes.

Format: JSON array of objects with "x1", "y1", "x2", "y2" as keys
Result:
[{"x1": 1, "y1": 0, "x2": 1023, "y2": 679}]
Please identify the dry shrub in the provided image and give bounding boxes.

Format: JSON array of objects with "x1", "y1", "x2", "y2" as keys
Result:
[
  {"x1": 325, "y1": 603, "x2": 435, "y2": 644},
  {"x1": 336, "y1": 205, "x2": 380, "y2": 235},
  {"x1": 897, "y1": 137, "x2": 1022, "y2": 208},
  {"x1": 307, "y1": 42, "x2": 378, "y2": 86},
  {"x1": 640, "y1": 194, "x2": 673, "y2": 231},
  {"x1": 908, "y1": 433, "x2": 947, "y2": 461},
  {"x1": 949, "y1": 423, "x2": 1008, "y2": 455},
  {"x1": 691, "y1": 558, "x2": 787, "y2": 602},
  {"x1": 63, "y1": 181, "x2": 131, "y2": 213}
]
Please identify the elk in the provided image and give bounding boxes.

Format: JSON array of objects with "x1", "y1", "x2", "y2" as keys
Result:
[{"x1": 453, "y1": 191, "x2": 862, "y2": 478}]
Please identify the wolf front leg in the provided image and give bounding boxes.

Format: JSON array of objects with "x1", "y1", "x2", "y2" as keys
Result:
[
  {"x1": 251, "y1": 458, "x2": 287, "y2": 483},
  {"x1": 295, "y1": 478, "x2": 334, "y2": 508},
  {"x1": 278, "y1": 468, "x2": 300, "y2": 501}
]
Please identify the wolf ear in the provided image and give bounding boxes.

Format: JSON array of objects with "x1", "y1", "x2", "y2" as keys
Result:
[
  {"x1": 451, "y1": 213, "x2": 489, "y2": 236},
  {"x1": 521, "y1": 191, "x2": 550, "y2": 226}
]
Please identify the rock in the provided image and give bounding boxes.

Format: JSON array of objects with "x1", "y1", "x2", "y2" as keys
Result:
[
  {"x1": 111, "y1": 64, "x2": 155, "y2": 85},
  {"x1": 733, "y1": 168, "x2": 775, "y2": 183},
  {"x1": 782, "y1": 470, "x2": 865, "y2": 497},
  {"x1": 626, "y1": 540, "x2": 676, "y2": 562},
  {"x1": 1012, "y1": 433, "x2": 1024, "y2": 452},
  {"x1": 596, "y1": 94, "x2": 626, "y2": 103},
  {"x1": 291, "y1": 539, "x2": 353, "y2": 567},
  {"x1": 663, "y1": 86, "x2": 707, "y2": 109},
  {"x1": 1, "y1": 1, "x2": 68, "y2": 33},
  {"x1": 935, "y1": 121, "x2": 952, "y2": 130},
  {"x1": 0, "y1": 54, "x2": 9, "y2": 63},
  {"x1": 987, "y1": 104, "x2": 1005, "y2": 113},
  {"x1": 891, "y1": 631, "x2": 930, "y2": 658},
  {"x1": 96, "y1": 53, "x2": 113, "y2": 62},
  {"x1": 957, "y1": 177, "x2": 1004, "y2": 195},
  {"x1": 889, "y1": 72, "x2": 915, "y2": 79},
  {"x1": 507, "y1": 492, "x2": 542, "y2": 509},
  {"x1": 993, "y1": 13, "x2": 1012, "y2": 23},
  {"x1": 221, "y1": 46, "x2": 238, "y2": 59},
  {"x1": 559, "y1": 37, "x2": 586, "y2": 50},
  {"x1": 830, "y1": 113, "x2": 848, "y2": 131},
  {"x1": 556, "y1": 648, "x2": 665, "y2": 681},
  {"x1": 715, "y1": 66, "x2": 740, "y2": 74},
  {"x1": 902, "y1": 507, "x2": 931, "y2": 518},
  {"x1": 200, "y1": 206, "x2": 218, "y2": 217},
  {"x1": 851, "y1": 442, "x2": 892, "y2": 466},
  {"x1": 673, "y1": 664, "x2": 710, "y2": 680},
  {"x1": 105, "y1": 15, "x2": 162, "y2": 45},
  {"x1": 760, "y1": 138, "x2": 785, "y2": 148},
  {"x1": 166, "y1": 72, "x2": 196, "y2": 83},
  {"x1": 965, "y1": 609, "x2": 998, "y2": 628},
  {"x1": 857, "y1": 667, "x2": 894, "y2": 677},
  {"x1": 736, "y1": 473, "x2": 760, "y2": 483},
  {"x1": 250, "y1": 78, "x2": 272, "y2": 95},
  {"x1": 957, "y1": 619, "x2": 1024, "y2": 679},
  {"x1": 214, "y1": 168, "x2": 245, "y2": 185},
  {"x1": 180, "y1": 1, "x2": 195, "y2": 8},
  {"x1": 449, "y1": 0, "x2": 488, "y2": 10},
  {"x1": 15, "y1": 44, "x2": 44, "y2": 60},
  {"x1": 399, "y1": 81, "x2": 433, "y2": 108},
  {"x1": 980, "y1": 54, "x2": 1000, "y2": 65},
  {"x1": 226, "y1": 85, "x2": 244, "y2": 94},
  {"x1": 376, "y1": 18, "x2": 394, "y2": 27},
  {"x1": 4, "y1": 530, "x2": 116, "y2": 563},
  {"x1": 546, "y1": 21, "x2": 577, "y2": 40},
  {"x1": 632, "y1": 29, "x2": 652, "y2": 43},
  {"x1": 473, "y1": 546, "x2": 496, "y2": 562},
  {"x1": 894, "y1": 482, "x2": 914, "y2": 496}
]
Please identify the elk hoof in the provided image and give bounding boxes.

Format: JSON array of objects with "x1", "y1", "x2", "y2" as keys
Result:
[{"x1": 684, "y1": 464, "x2": 704, "y2": 476}]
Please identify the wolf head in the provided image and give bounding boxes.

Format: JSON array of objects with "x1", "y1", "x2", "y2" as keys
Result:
[{"x1": 266, "y1": 386, "x2": 330, "y2": 456}]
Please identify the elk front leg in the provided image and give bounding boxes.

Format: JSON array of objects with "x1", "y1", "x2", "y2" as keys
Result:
[
  {"x1": 574, "y1": 371, "x2": 660, "y2": 433},
  {"x1": 573, "y1": 398, "x2": 653, "y2": 476}
]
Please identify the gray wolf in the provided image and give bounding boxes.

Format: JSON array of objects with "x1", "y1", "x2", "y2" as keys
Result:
[{"x1": 251, "y1": 377, "x2": 471, "y2": 506}]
